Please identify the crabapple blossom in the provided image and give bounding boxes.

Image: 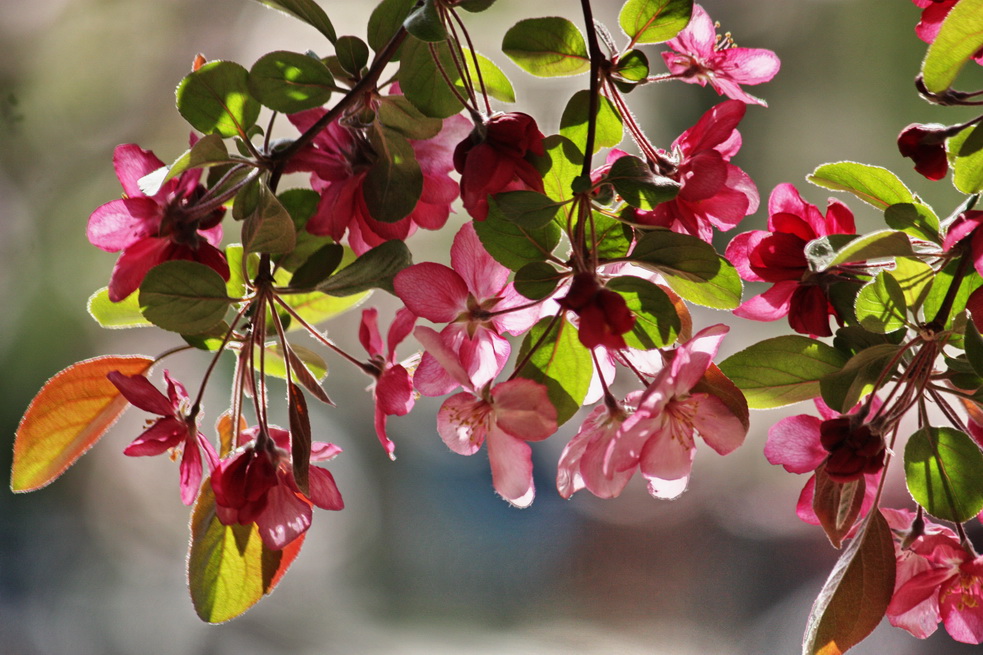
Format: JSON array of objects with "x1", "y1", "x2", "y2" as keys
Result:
[
  {"x1": 661, "y1": 4, "x2": 780, "y2": 106},
  {"x1": 107, "y1": 370, "x2": 218, "y2": 506},
  {"x1": 86, "y1": 142, "x2": 228, "y2": 302},
  {"x1": 556, "y1": 396, "x2": 635, "y2": 500},
  {"x1": 211, "y1": 426, "x2": 344, "y2": 550}
]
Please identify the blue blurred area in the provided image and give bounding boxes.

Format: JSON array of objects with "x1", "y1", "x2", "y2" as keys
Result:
[{"x1": 3, "y1": 1, "x2": 983, "y2": 653}]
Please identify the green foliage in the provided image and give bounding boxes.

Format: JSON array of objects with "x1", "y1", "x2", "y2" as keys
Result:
[
  {"x1": 820, "y1": 344, "x2": 899, "y2": 413},
  {"x1": 248, "y1": 51, "x2": 335, "y2": 113},
  {"x1": 404, "y1": 0, "x2": 447, "y2": 42},
  {"x1": 251, "y1": 0, "x2": 337, "y2": 43},
  {"x1": 854, "y1": 271, "x2": 908, "y2": 334},
  {"x1": 474, "y1": 197, "x2": 562, "y2": 270},
  {"x1": 921, "y1": 0, "x2": 983, "y2": 93},
  {"x1": 516, "y1": 317, "x2": 592, "y2": 425},
  {"x1": 948, "y1": 122, "x2": 983, "y2": 194},
  {"x1": 87, "y1": 288, "x2": 152, "y2": 329},
  {"x1": 805, "y1": 230, "x2": 913, "y2": 273},
  {"x1": 314, "y1": 239, "x2": 412, "y2": 296},
  {"x1": 138, "y1": 135, "x2": 233, "y2": 196},
  {"x1": 242, "y1": 182, "x2": 297, "y2": 255},
  {"x1": 607, "y1": 276, "x2": 680, "y2": 349},
  {"x1": 630, "y1": 230, "x2": 742, "y2": 309},
  {"x1": 559, "y1": 91, "x2": 623, "y2": 153},
  {"x1": 905, "y1": 427, "x2": 983, "y2": 522},
  {"x1": 491, "y1": 190, "x2": 564, "y2": 229},
  {"x1": 619, "y1": 0, "x2": 693, "y2": 45},
  {"x1": 606, "y1": 155, "x2": 680, "y2": 210},
  {"x1": 363, "y1": 124, "x2": 423, "y2": 223},
  {"x1": 502, "y1": 17, "x2": 590, "y2": 77},
  {"x1": 514, "y1": 262, "x2": 563, "y2": 300},
  {"x1": 139, "y1": 261, "x2": 233, "y2": 334},
  {"x1": 808, "y1": 162, "x2": 916, "y2": 211},
  {"x1": 397, "y1": 37, "x2": 465, "y2": 118},
  {"x1": 176, "y1": 61, "x2": 261, "y2": 139},
  {"x1": 883, "y1": 203, "x2": 940, "y2": 244}
]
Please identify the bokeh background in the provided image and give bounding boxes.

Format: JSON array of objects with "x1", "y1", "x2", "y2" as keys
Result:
[{"x1": 3, "y1": 1, "x2": 983, "y2": 653}]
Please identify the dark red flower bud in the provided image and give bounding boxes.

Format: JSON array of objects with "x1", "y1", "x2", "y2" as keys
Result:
[
  {"x1": 211, "y1": 442, "x2": 279, "y2": 525},
  {"x1": 558, "y1": 273, "x2": 636, "y2": 350},
  {"x1": 898, "y1": 123, "x2": 950, "y2": 181},
  {"x1": 819, "y1": 416, "x2": 885, "y2": 483}
]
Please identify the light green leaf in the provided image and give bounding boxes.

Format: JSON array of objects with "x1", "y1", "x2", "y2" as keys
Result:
[
  {"x1": 905, "y1": 427, "x2": 983, "y2": 522},
  {"x1": 560, "y1": 91, "x2": 623, "y2": 154},
  {"x1": 397, "y1": 37, "x2": 465, "y2": 118},
  {"x1": 948, "y1": 122, "x2": 983, "y2": 194},
  {"x1": 459, "y1": 50, "x2": 515, "y2": 103},
  {"x1": 855, "y1": 272, "x2": 908, "y2": 334},
  {"x1": 921, "y1": 0, "x2": 983, "y2": 93},
  {"x1": 176, "y1": 61, "x2": 261, "y2": 139},
  {"x1": 516, "y1": 317, "x2": 592, "y2": 425},
  {"x1": 619, "y1": 0, "x2": 693, "y2": 46},
  {"x1": 890, "y1": 257, "x2": 934, "y2": 316},
  {"x1": 805, "y1": 230, "x2": 913, "y2": 272},
  {"x1": 87, "y1": 288, "x2": 152, "y2": 329},
  {"x1": 883, "y1": 203, "x2": 941, "y2": 244},
  {"x1": 607, "y1": 276, "x2": 680, "y2": 349},
  {"x1": 502, "y1": 17, "x2": 590, "y2": 77},
  {"x1": 808, "y1": 162, "x2": 915, "y2": 211}
]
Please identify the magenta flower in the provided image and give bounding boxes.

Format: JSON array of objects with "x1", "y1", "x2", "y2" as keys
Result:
[
  {"x1": 358, "y1": 307, "x2": 417, "y2": 459},
  {"x1": 107, "y1": 370, "x2": 218, "y2": 505},
  {"x1": 604, "y1": 325, "x2": 747, "y2": 499},
  {"x1": 394, "y1": 222, "x2": 540, "y2": 396},
  {"x1": 898, "y1": 123, "x2": 951, "y2": 181},
  {"x1": 884, "y1": 508, "x2": 983, "y2": 644},
  {"x1": 764, "y1": 398, "x2": 881, "y2": 526},
  {"x1": 944, "y1": 210, "x2": 983, "y2": 277},
  {"x1": 662, "y1": 4, "x2": 780, "y2": 106},
  {"x1": 415, "y1": 326, "x2": 557, "y2": 507},
  {"x1": 453, "y1": 111, "x2": 546, "y2": 221},
  {"x1": 912, "y1": 0, "x2": 983, "y2": 66},
  {"x1": 286, "y1": 109, "x2": 471, "y2": 254},
  {"x1": 210, "y1": 426, "x2": 344, "y2": 550},
  {"x1": 87, "y1": 143, "x2": 228, "y2": 302},
  {"x1": 621, "y1": 100, "x2": 759, "y2": 241},
  {"x1": 726, "y1": 183, "x2": 856, "y2": 337}
]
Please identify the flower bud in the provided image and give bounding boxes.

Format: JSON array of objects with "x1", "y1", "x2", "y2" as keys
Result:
[
  {"x1": 819, "y1": 416, "x2": 885, "y2": 483},
  {"x1": 897, "y1": 122, "x2": 951, "y2": 181}
]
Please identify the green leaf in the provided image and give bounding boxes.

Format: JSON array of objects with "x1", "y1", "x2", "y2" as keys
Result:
[
  {"x1": 335, "y1": 35, "x2": 370, "y2": 76},
  {"x1": 805, "y1": 230, "x2": 914, "y2": 272},
  {"x1": 923, "y1": 256, "x2": 983, "y2": 328},
  {"x1": 474, "y1": 197, "x2": 562, "y2": 270},
  {"x1": 807, "y1": 162, "x2": 915, "y2": 211},
  {"x1": 188, "y1": 484, "x2": 304, "y2": 623},
  {"x1": 397, "y1": 37, "x2": 464, "y2": 118},
  {"x1": 883, "y1": 203, "x2": 940, "y2": 244},
  {"x1": 630, "y1": 230, "x2": 741, "y2": 309},
  {"x1": 965, "y1": 318, "x2": 983, "y2": 378},
  {"x1": 87, "y1": 288, "x2": 152, "y2": 329},
  {"x1": 363, "y1": 124, "x2": 422, "y2": 223},
  {"x1": 588, "y1": 210, "x2": 633, "y2": 260},
  {"x1": 176, "y1": 61, "x2": 261, "y2": 139},
  {"x1": 905, "y1": 427, "x2": 983, "y2": 522},
  {"x1": 854, "y1": 271, "x2": 908, "y2": 334},
  {"x1": 619, "y1": 0, "x2": 694, "y2": 45},
  {"x1": 315, "y1": 239, "x2": 411, "y2": 296},
  {"x1": 514, "y1": 262, "x2": 562, "y2": 300},
  {"x1": 491, "y1": 190, "x2": 563, "y2": 229},
  {"x1": 289, "y1": 243, "x2": 345, "y2": 289},
  {"x1": 367, "y1": 0, "x2": 416, "y2": 56},
  {"x1": 459, "y1": 50, "x2": 515, "y2": 103},
  {"x1": 139, "y1": 261, "x2": 233, "y2": 334},
  {"x1": 559, "y1": 91, "x2": 623, "y2": 154},
  {"x1": 138, "y1": 135, "x2": 232, "y2": 196},
  {"x1": 279, "y1": 289, "x2": 368, "y2": 329},
  {"x1": 516, "y1": 317, "x2": 592, "y2": 425},
  {"x1": 11, "y1": 356, "x2": 154, "y2": 492},
  {"x1": 719, "y1": 336, "x2": 849, "y2": 409},
  {"x1": 949, "y1": 122, "x2": 983, "y2": 194},
  {"x1": 458, "y1": 0, "x2": 496, "y2": 10},
  {"x1": 802, "y1": 510, "x2": 896, "y2": 655},
  {"x1": 607, "y1": 276, "x2": 680, "y2": 349},
  {"x1": 404, "y1": 0, "x2": 447, "y2": 42},
  {"x1": 502, "y1": 17, "x2": 590, "y2": 77},
  {"x1": 248, "y1": 51, "x2": 334, "y2": 113},
  {"x1": 376, "y1": 95, "x2": 442, "y2": 140},
  {"x1": 274, "y1": 188, "x2": 333, "y2": 272},
  {"x1": 921, "y1": 0, "x2": 983, "y2": 93},
  {"x1": 820, "y1": 344, "x2": 899, "y2": 414},
  {"x1": 539, "y1": 134, "x2": 583, "y2": 204},
  {"x1": 243, "y1": 182, "x2": 297, "y2": 255},
  {"x1": 613, "y1": 49, "x2": 650, "y2": 88},
  {"x1": 891, "y1": 257, "x2": 935, "y2": 315},
  {"x1": 607, "y1": 155, "x2": 680, "y2": 210},
  {"x1": 251, "y1": 0, "x2": 336, "y2": 43}
]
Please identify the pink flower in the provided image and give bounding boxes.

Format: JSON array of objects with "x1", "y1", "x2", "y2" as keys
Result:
[
  {"x1": 911, "y1": 0, "x2": 983, "y2": 66},
  {"x1": 556, "y1": 399, "x2": 635, "y2": 499},
  {"x1": 764, "y1": 398, "x2": 881, "y2": 526},
  {"x1": 726, "y1": 183, "x2": 856, "y2": 337},
  {"x1": 358, "y1": 307, "x2": 417, "y2": 459},
  {"x1": 394, "y1": 222, "x2": 540, "y2": 396},
  {"x1": 453, "y1": 112, "x2": 546, "y2": 221},
  {"x1": 210, "y1": 426, "x2": 344, "y2": 550},
  {"x1": 884, "y1": 508, "x2": 983, "y2": 644},
  {"x1": 87, "y1": 142, "x2": 228, "y2": 302},
  {"x1": 621, "y1": 100, "x2": 759, "y2": 241},
  {"x1": 107, "y1": 370, "x2": 218, "y2": 505},
  {"x1": 415, "y1": 326, "x2": 557, "y2": 507},
  {"x1": 944, "y1": 210, "x2": 983, "y2": 278},
  {"x1": 557, "y1": 272, "x2": 636, "y2": 349},
  {"x1": 662, "y1": 4, "x2": 780, "y2": 106},
  {"x1": 286, "y1": 109, "x2": 471, "y2": 254},
  {"x1": 605, "y1": 325, "x2": 747, "y2": 499}
]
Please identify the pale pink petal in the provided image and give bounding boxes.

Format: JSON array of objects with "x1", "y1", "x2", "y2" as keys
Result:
[
  {"x1": 436, "y1": 392, "x2": 488, "y2": 455},
  {"x1": 666, "y1": 324, "x2": 728, "y2": 395},
  {"x1": 690, "y1": 393, "x2": 747, "y2": 455},
  {"x1": 764, "y1": 414, "x2": 826, "y2": 473},
  {"x1": 486, "y1": 426, "x2": 535, "y2": 508},
  {"x1": 414, "y1": 325, "x2": 473, "y2": 390},
  {"x1": 666, "y1": 4, "x2": 715, "y2": 56},
  {"x1": 310, "y1": 441, "x2": 343, "y2": 461},
  {"x1": 491, "y1": 379, "x2": 557, "y2": 442},
  {"x1": 733, "y1": 281, "x2": 796, "y2": 321},
  {"x1": 716, "y1": 48, "x2": 781, "y2": 85},
  {"x1": 255, "y1": 482, "x2": 312, "y2": 550},
  {"x1": 795, "y1": 475, "x2": 820, "y2": 524},
  {"x1": 556, "y1": 427, "x2": 590, "y2": 499},
  {"x1": 450, "y1": 222, "x2": 510, "y2": 299},
  {"x1": 458, "y1": 329, "x2": 510, "y2": 390},
  {"x1": 638, "y1": 428, "x2": 695, "y2": 482},
  {"x1": 394, "y1": 262, "x2": 469, "y2": 322}
]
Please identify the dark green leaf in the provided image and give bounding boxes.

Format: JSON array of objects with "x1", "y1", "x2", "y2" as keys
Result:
[
  {"x1": 289, "y1": 244, "x2": 345, "y2": 289},
  {"x1": 514, "y1": 262, "x2": 562, "y2": 300},
  {"x1": 921, "y1": 0, "x2": 983, "y2": 93},
  {"x1": 923, "y1": 257, "x2": 983, "y2": 328},
  {"x1": 884, "y1": 203, "x2": 941, "y2": 244},
  {"x1": 966, "y1": 318, "x2": 983, "y2": 378},
  {"x1": 607, "y1": 276, "x2": 680, "y2": 349},
  {"x1": 491, "y1": 190, "x2": 563, "y2": 229},
  {"x1": 559, "y1": 90, "x2": 624, "y2": 153},
  {"x1": 516, "y1": 317, "x2": 592, "y2": 425},
  {"x1": 808, "y1": 162, "x2": 915, "y2": 211},
  {"x1": 458, "y1": 0, "x2": 496, "y2": 10},
  {"x1": 404, "y1": 0, "x2": 447, "y2": 42},
  {"x1": 243, "y1": 182, "x2": 297, "y2": 255},
  {"x1": 363, "y1": 125, "x2": 422, "y2": 223},
  {"x1": 248, "y1": 50, "x2": 334, "y2": 113},
  {"x1": 251, "y1": 0, "x2": 336, "y2": 43},
  {"x1": 376, "y1": 95, "x2": 442, "y2": 140},
  {"x1": 139, "y1": 261, "x2": 232, "y2": 334},
  {"x1": 335, "y1": 35, "x2": 370, "y2": 76},
  {"x1": 619, "y1": 0, "x2": 694, "y2": 45},
  {"x1": 288, "y1": 382, "x2": 311, "y2": 495},
  {"x1": 905, "y1": 426, "x2": 983, "y2": 522},
  {"x1": 274, "y1": 188, "x2": 333, "y2": 272},
  {"x1": 138, "y1": 135, "x2": 232, "y2": 196},
  {"x1": 397, "y1": 37, "x2": 464, "y2": 118},
  {"x1": 315, "y1": 240, "x2": 412, "y2": 296},
  {"x1": 176, "y1": 61, "x2": 261, "y2": 139},
  {"x1": 630, "y1": 230, "x2": 741, "y2": 309},
  {"x1": 474, "y1": 198, "x2": 562, "y2": 270},
  {"x1": 502, "y1": 17, "x2": 590, "y2": 77},
  {"x1": 607, "y1": 155, "x2": 679, "y2": 210},
  {"x1": 820, "y1": 344, "x2": 899, "y2": 413},
  {"x1": 719, "y1": 336, "x2": 849, "y2": 409},
  {"x1": 367, "y1": 0, "x2": 416, "y2": 57}
]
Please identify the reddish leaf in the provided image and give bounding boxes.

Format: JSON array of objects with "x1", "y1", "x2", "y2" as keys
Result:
[
  {"x1": 11, "y1": 355, "x2": 154, "y2": 492},
  {"x1": 803, "y1": 509, "x2": 896, "y2": 655},
  {"x1": 286, "y1": 346, "x2": 333, "y2": 405},
  {"x1": 188, "y1": 483, "x2": 304, "y2": 623},
  {"x1": 693, "y1": 361, "x2": 750, "y2": 432},
  {"x1": 288, "y1": 382, "x2": 312, "y2": 496},
  {"x1": 813, "y1": 465, "x2": 865, "y2": 549}
]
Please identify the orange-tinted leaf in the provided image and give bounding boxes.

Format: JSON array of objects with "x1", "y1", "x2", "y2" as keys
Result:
[
  {"x1": 188, "y1": 483, "x2": 304, "y2": 623},
  {"x1": 11, "y1": 355, "x2": 154, "y2": 492},
  {"x1": 215, "y1": 411, "x2": 247, "y2": 458},
  {"x1": 803, "y1": 509, "x2": 895, "y2": 655},
  {"x1": 813, "y1": 465, "x2": 865, "y2": 549}
]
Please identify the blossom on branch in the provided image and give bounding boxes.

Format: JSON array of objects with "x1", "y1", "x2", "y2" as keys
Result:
[{"x1": 87, "y1": 142, "x2": 228, "y2": 302}]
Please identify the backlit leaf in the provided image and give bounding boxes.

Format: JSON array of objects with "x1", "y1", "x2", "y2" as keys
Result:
[
  {"x1": 87, "y1": 288, "x2": 152, "y2": 329},
  {"x1": 905, "y1": 426, "x2": 983, "y2": 523},
  {"x1": 248, "y1": 50, "x2": 335, "y2": 113},
  {"x1": 854, "y1": 271, "x2": 908, "y2": 334},
  {"x1": 560, "y1": 90, "x2": 623, "y2": 153},
  {"x1": 139, "y1": 261, "x2": 233, "y2": 334},
  {"x1": 251, "y1": 0, "x2": 336, "y2": 43},
  {"x1": 516, "y1": 317, "x2": 592, "y2": 425},
  {"x1": 808, "y1": 162, "x2": 915, "y2": 211},
  {"x1": 619, "y1": 0, "x2": 693, "y2": 46},
  {"x1": 921, "y1": 0, "x2": 983, "y2": 93},
  {"x1": 176, "y1": 61, "x2": 261, "y2": 139},
  {"x1": 502, "y1": 17, "x2": 590, "y2": 77}
]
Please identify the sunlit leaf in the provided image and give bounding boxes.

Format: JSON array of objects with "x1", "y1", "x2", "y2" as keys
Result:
[
  {"x1": 248, "y1": 50, "x2": 335, "y2": 113},
  {"x1": 502, "y1": 17, "x2": 590, "y2": 77},
  {"x1": 87, "y1": 288, "x2": 152, "y2": 329},
  {"x1": 807, "y1": 162, "x2": 915, "y2": 211},
  {"x1": 176, "y1": 61, "x2": 261, "y2": 139},
  {"x1": 905, "y1": 426, "x2": 983, "y2": 523},
  {"x1": 516, "y1": 317, "x2": 592, "y2": 425},
  {"x1": 619, "y1": 0, "x2": 693, "y2": 45},
  {"x1": 921, "y1": 0, "x2": 983, "y2": 93},
  {"x1": 139, "y1": 261, "x2": 233, "y2": 334}
]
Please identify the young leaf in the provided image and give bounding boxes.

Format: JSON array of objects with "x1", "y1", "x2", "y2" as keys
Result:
[
  {"x1": 279, "y1": 289, "x2": 369, "y2": 330},
  {"x1": 560, "y1": 91, "x2": 624, "y2": 153},
  {"x1": 502, "y1": 17, "x2": 590, "y2": 77},
  {"x1": 889, "y1": 257, "x2": 934, "y2": 316},
  {"x1": 248, "y1": 50, "x2": 335, "y2": 113},
  {"x1": 315, "y1": 239, "x2": 412, "y2": 296},
  {"x1": 138, "y1": 135, "x2": 232, "y2": 196},
  {"x1": 288, "y1": 382, "x2": 312, "y2": 495},
  {"x1": 607, "y1": 276, "x2": 680, "y2": 349},
  {"x1": 188, "y1": 484, "x2": 305, "y2": 623},
  {"x1": 251, "y1": 0, "x2": 337, "y2": 43},
  {"x1": 363, "y1": 124, "x2": 423, "y2": 224},
  {"x1": 139, "y1": 261, "x2": 233, "y2": 334},
  {"x1": 514, "y1": 262, "x2": 562, "y2": 300},
  {"x1": 619, "y1": 0, "x2": 694, "y2": 46},
  {"x1": 516, "y1": 317, "x2": 592, "y2": 425},
  {"x1": 819, "y1": 344, "x2": 899, "y2": 414},
  {"x1": 854, "y1": 271, "x2": 908, "y2": 334},
  {"x1": 539, "y1": 134, "x2": 584, "y2": 204},
  {"x1": 243, "y1": 182, "x2": 298, "y2": 255},
  {"x1": 459, "y1": 50, "x2": 515, "y2": 103},
  {"x1": 176, "y1": 61, "x2": 261, "y2": 139},
  {"x1": 87, "y1": 288, "x2": 152, "y2": 329},
  {"x1": 397, "y1": 37, "x2": 465, "y2": 118},
  {"x1": 807, "y1": 162, "x2": 915, "y2": 211},
  {"x1": 812, "y1": 466, "x2": 865, "y2": 549},
  {"x1": 11, "y1": 355, "x2": 154, "y2": 492},
  {"x1": 805, "y1": 230, "x2": 913, "y2": 272},
  {"x1": 948, "y1": 122, "x2": 983, "y2": 194},
  {"x1": 335, "y1": 35, "x2": 370, "y2": 76},
  {"x1": 719, "y1": 336, "x2": 849, "y2": 409},
  {"x1": 883, "y1": 203, "x2": 940, "y2": 244},
  {"x1": 905, "y1": 426, "x2": 983, "y2": 523},
  {"x1": 802, "y1": 510, "x2": 896, "y2": 655},
  {"x1": 921, "y1": 0, "x2": 983, "y2": 94},
  {"x1": 474, "y1": 197, "x2": 562, "y2": 271}
]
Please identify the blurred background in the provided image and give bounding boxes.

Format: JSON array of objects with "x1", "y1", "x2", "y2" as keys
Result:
[{"x1": 2, "y1": 1, "x2": 983, "y2": 653}]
